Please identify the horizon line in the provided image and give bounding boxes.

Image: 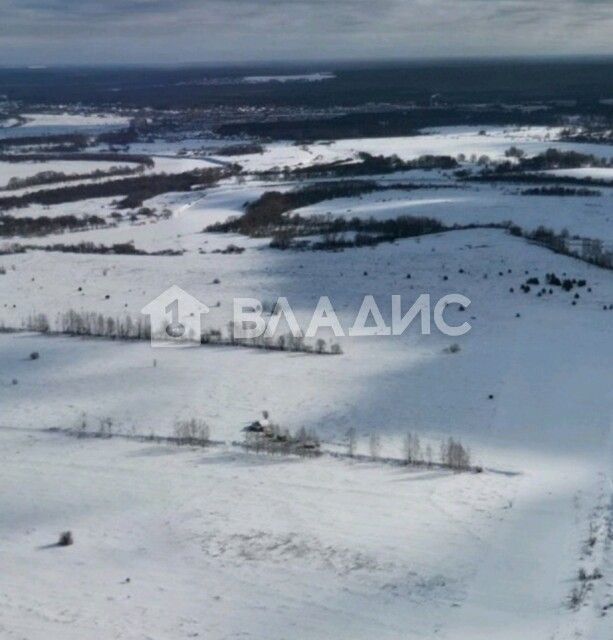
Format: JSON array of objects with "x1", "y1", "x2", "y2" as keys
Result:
[{"x1": 1, "y1": 53, "x2": 613, "y2": 71}]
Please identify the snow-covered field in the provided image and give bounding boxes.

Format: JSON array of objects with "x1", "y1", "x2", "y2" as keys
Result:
[
  {"x1": 214, "y1": 126, "x2": 613, "y2": 172},
  {"x1": 293, "y1": 183, "x2": 613, "y2": 238},
  {"x1": 0, "y1": 112, "x2": 130, "y2": 139},
  {"x1": 1, "y1": 117, "x2": 612, "y2": 639}
]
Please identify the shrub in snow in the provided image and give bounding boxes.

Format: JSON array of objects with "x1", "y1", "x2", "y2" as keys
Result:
[
  {"x1": 29, "y1": 351, "x2": 40, "y2": 360},
  {"x1": 444, "y1": 343, "x2": 461, "y2": 354},
  {"x1": 58, "y1": 531, "x2": 73, "y2": 547},
  {"x1": 76, "y1": 414, "x2": 88, "y2": 437},
  {"x1": 569, "y1": 587, "x2": 582, "y2": 609},
  {"x1": 97, "y1": 417, "x2": 113, "y2": 438}
]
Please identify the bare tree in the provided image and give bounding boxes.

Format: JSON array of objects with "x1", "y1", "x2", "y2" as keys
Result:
[
  {"x1": 174, "y1": 418, "x2": 210, "y2": 445},
  {"x1": 440, "y1": 437, "x2": 471, "y2": 470},
  {"x1": 346, "y1": 427, "x2": 357, "y2": 457},
  {"x1": 369, "y1": 433, "x2": 381, "y2": 459},
  {"x1": 403, "y1": 432, "x2": 421, "y2": 464}
]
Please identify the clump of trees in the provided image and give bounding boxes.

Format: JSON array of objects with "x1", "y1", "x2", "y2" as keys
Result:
[
  {"x1": 307, "y1": 214, "x2": 447, "y2": 251},
  {"x1": 211, "y1": 244, "x2": 245, "y2": 254},
  {"x1": 497, "y1": 147, "x2": 612, "y2": 173},
  {"x1": 0, "y1": 214, "x2": 106, "y2": 237},
  {"x1": 509, "y1": 224, "x2": 613, "y2": 270},
  {"x1": 173, "y1": 418, "x2": 211, "y2": 445},
  {"x1": 71, "y1": 413, "x2": 114, "y2": 439},
  {"x1": 215, "y1": 143, "x2": 264, "y2": 156},
  {"x1": 57, "y1": 310, "x2": 152, "y2": 340},
  {"x1": 560, "y1": 126, "x2": 613, "y2": 145},
  {"x1": 23, "y1": 313, "x2": 50, "y2": 332},
  {"x1": 440, "y1": 437, "x2": 472, "y2": 470}
]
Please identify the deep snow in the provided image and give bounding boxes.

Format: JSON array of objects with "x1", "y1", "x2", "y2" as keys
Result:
[{"x1": 0, "y1": 118, "x2": 612, "y2": 640}]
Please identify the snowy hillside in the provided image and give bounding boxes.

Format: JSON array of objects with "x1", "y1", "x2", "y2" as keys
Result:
[{"x1": 0, "y1": 115, "x2": 612, "y2": 640}]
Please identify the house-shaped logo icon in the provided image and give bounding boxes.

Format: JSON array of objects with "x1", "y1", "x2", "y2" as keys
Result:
[{"x1": 141, "y1": 285, "x2": 209, "y2": 348}]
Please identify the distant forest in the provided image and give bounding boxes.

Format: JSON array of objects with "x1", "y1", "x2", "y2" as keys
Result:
[{"x1": 0, "y1": 60, "x2": 611, "y2": 109}]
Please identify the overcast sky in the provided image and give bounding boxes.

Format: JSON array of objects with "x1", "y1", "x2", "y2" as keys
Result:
[{"x1": 0, "y1": 0, "x2": 611, "y2": 65}]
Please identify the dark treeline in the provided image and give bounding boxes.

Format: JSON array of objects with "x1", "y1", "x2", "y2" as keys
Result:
[
  {"x1": 205, "y1": 181, "x2": 445, "y2": 237},
  {"x1": 520, "y1": 186, "x2": 601, "y2": 197},
  {"x1": 0, "y1": 214, "x2": 105, "y2": 237},
  {"x1": 466, "y1": 173, "x2": 612, "y2": 188},
  {"x1": 259, "y1": 152, "x2": 458, "y2": 179},
  {"x1": 217, "y1": 106, "x2": 565, "y2": 141},
  {"x1": 267, "y1": 217, "x2": 505, "y2": 251},
  {"x1": 207, "y1": 181, "x2": 386, "y2": 236},
  {"x1": 2, "y1": 165, "x2": 145, "y2": 191},
  {"x1": 0, "y1": 152, "x2": 154, "y2": 166},
  {"x1": 495, "y1": 148, "x2": 612, "y2": 173},
  {"x1": 214, "y1": 143, "x2": 265, "y2": 156},
  {"x1": 204, "y1": 182, "x2": 509, "y2": 251},
  {"x1": 2, "y1": 61, "x2": 612, "y2": 109},
  {"x1": 0, "y1": 167, "x2": 231, "y2": 211},
  {"x1": 299, "y1": 215, "x2": 449, "y2": 251},
  {"x1": 95, "y1": 127, "x2": 141, "y2": 146},
  {"x1": 0, "y1": 133, "x2": 88, "y2": 150},
  {"x1": 16, "y1": 240, "x2": 183, "y2": 256}
]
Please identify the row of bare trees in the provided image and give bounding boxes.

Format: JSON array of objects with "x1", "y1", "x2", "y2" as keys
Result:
[
  {"x1": 15, "y1": 311, "x2": 342, "y2": 355},
  {"x1": 347, "y1": 428, "x2": 474, "y2": 471}
]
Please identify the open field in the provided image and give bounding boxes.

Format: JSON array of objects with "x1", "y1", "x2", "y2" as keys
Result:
[{"x1": 1, "y1": 111, "x2": 612, "y2": 639}]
